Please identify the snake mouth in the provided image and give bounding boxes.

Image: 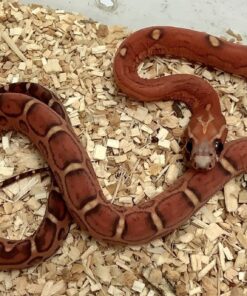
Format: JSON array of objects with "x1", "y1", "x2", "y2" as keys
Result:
[{"x1": 192, "y1": 155, "x2": 215, "y2": 170}]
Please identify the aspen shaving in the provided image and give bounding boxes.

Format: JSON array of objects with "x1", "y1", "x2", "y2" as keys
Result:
[{"x1": 0, "y1": 1, "x2": 246, "y2": 295}]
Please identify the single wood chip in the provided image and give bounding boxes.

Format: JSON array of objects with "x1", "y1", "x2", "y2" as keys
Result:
[{"x1": 1, "y1": 30, "x2": 27, "y2": 61}]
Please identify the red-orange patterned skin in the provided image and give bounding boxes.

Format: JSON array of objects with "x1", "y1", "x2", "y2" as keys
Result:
[{"x1": 0, "y1": 27, "x2": 246, "y2": 269}]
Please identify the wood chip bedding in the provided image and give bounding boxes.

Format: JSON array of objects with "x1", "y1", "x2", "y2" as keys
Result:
[{"x1": 0, "y1": 1, "x2": 246, "y2": 295}]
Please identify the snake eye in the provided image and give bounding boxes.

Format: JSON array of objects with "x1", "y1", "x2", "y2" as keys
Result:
[
  {"x1": 185, "y1": 138, "x2": 193, "y2": 153},
  {"x1": 214, "y1": 139, "x2": 224, "y2": 155}
]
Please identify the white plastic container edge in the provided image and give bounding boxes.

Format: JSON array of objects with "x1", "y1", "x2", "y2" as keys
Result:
[{"x1": 21, "y1": 0, "x2": 247, "y2": 39}]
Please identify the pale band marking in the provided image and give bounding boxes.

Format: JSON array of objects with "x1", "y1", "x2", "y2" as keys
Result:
[
  {"x1": 120, "y1": 47, "x2": 127, "y2": 57},
  {"x1": 82, "y1": 199, "x2": 99, "y2": 214},
  {"x1": 184, "y1": 188, "x2": 199, "y2": 206},
  {"x1": 4, "y1": 243, "x2": 15, "y2": 252},
  {"x1": 151, "y1": 29, "x2": 161, "y2": 40},
  {"x1": 214, "y1": 124, "x2": 227, "y2": 141},
  {"x1": 23, "y1": 100, "x2": 36, "y2": 116},
  {"x1": 25, "y1": 83, "x2": 31, "y2": 91},
  {"x1": 115, "y1": 217, "x2": 125, "y2": 238},
  {"x1": 3, "y1": 85, "x2": 9, "y2": 92},
  {"x1": 47, "y1": 212, "x2": 58, "y2": 225},
  {"x1": 48, "y1": 99, "x2": 55, "y2": 107},
  {"x1": 209, "y1": 35, "x2": 220, "y2": 47},
  {"x1": 63, "y1": 162, "x2": 84, "y2": 176},
  {"x1": 187, "y1": 126, "x2": 199, "y2": 145},
  {"x1": 51, "y1": 186, "x2": 60, "y2": 193},
  {"x1": 151, "y1": 211, "x2": 163, "y2": 231},
  {"x1": 31, "y1": 239, "x2": 37, "y2": 253},
  {"x1": 46, "y1": 125, "x2": 64, "y2": 139},
  {"x1": 197, "y1": 113, "x2": 214, "y2": 135},
  {"x1": 220, "y1": 157, "x2": 237, "y2": 175}
]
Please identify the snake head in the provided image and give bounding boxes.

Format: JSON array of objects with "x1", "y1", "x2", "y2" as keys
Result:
[{"x1": 185, "y1": 108, "x2": 227, "y2": 170}]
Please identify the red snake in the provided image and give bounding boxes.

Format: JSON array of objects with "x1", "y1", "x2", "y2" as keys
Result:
[{"x1": 0, "y1": 26, "x2": 246, "y2": 270}]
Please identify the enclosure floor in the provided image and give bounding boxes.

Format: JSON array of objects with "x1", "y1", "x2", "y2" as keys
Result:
[{"x1": 0, "y1": 1, "x2": 247, "y2": 295}]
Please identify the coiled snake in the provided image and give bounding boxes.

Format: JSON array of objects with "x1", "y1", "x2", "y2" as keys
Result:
[{"x1": 0, "y1": 26, "x2": 246, "y2": 269}]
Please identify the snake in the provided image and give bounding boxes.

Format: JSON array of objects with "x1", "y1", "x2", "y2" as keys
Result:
[{"x1": 0, "y1": 26, "x2": 246, "y2": 270}]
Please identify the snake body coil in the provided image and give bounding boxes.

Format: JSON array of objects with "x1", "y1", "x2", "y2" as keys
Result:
[{"x1": 0, "y1": 27, "x2": 246, "y2": 269}]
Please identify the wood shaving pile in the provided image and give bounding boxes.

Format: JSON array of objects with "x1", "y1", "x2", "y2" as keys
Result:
[{"x1": 0, "y1": 1, "x2": 246, "y2": 295}]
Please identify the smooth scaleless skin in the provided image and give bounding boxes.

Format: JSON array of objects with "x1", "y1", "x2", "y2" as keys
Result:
[{"x1": 0, "y1": 26, "x2": 246, "y2": 270}]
